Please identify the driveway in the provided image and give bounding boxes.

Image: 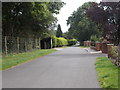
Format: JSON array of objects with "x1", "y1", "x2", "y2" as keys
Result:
[{"x1": 2, "y1": 47, "x2": 106, "y2": 88}]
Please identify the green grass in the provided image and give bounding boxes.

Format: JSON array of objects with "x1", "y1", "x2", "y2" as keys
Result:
[
  {"x1": 1, "y1": 49, "x2": 57, "y2": 71},
  {"x1": 96, "y1": 57, "x2": 119, "y2": 88},
  {"x1": 79, "y1": 46, "x2": 89, "y2": 48}
]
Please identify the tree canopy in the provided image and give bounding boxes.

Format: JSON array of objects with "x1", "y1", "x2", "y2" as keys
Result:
[
  {"x1": 2, "y1": 2, "x2": 65, "y2": 39},
  {"x1": 56, "y1": 24, "x2": 63, "y2": 37},
  {"x1": 67, "y1": 2, "x2": 100, "y2": 43},
  {"x1": 86, "y1": 2, "x2": 120, "y2": 45}
]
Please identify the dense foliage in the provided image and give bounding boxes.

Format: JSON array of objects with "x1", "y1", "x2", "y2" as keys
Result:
[
  {"x1": 86, "y1": 2, "x2": 120, "y2": 45},
  {"x1": 90, "y1": 35, "x2": 102, "y2": 46},
  {"x1": 68, "y1": 39, "x2": 77, "y2": 46},
  {"x1": 56, "y1": 24, "x2": 63, "y2": 37},
  {"x1": 52, "y1": 36, "x2": 58, "y2": 47},
  {"x1": 57, "y1": 37, "x2": 68, "y2": 47},
  {"x1": 67, "y1": 2, "x2": 100, "y2": 43},
  {"x1": 52, "y1": 36, "x2": 68, "y2": 47},
  {"x1": 86, "y1": 2, "x2": 120, "y2": 67},
  {"x1": 2, "y1": 2, "x2": 65, "y2": 39},
  {"x1": 63, "y1": 31, "x2": 73, "y2": 39}
]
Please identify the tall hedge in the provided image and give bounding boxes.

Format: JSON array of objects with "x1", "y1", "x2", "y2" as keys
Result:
[
  {"x1": 57, "y1": 37, "x2": 68, "y2": 47},
  {"x1": 52, "y1": 36, "x2": 57, "y2": 48},
  {"x1": 52, "y1": 36, "x2": 68, "y2": 47},
  {"x1": 68, "y1": 39, "x2": 77, "y2": 46}
]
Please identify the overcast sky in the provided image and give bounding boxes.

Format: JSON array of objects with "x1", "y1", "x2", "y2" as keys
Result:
[{"x1": 56, "y1": 0, "x2": 101, "y2": 32}]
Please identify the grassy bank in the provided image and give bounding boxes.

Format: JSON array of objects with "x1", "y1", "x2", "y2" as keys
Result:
[
  {"x1": 96, "y1": 57, "x2": 119, "y2": 88},
  {"x1": 1, "y1": 49, "x2": 57, "y2": 70}
]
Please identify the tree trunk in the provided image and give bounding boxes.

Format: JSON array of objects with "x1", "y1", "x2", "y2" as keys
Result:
[
  {"x1": 25, "y1": 39, "x2": 27, "y2": 52},
  {"x1": 44, "y1": 41, "x2": 46, "y2": 49},
  {"x1": 39, "y1": 37, "x2": 41, "y2": 49},
  {"x1": 30, "y1": 38, "x2": 32, "y2": 51}
]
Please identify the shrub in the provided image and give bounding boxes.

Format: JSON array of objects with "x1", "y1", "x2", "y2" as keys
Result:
[
  {"x1": 109, "y1": 46, "x2": 119, "y2": 67},
  {"x1": 90, "y1": 35, "x2": 102, "y2": 46},
  {"x1": 52, "y1": 36, "x2": 68, "y2": 47},
  {"x1": 110, "y1": 46, "x2": 118, "y2": 59},
  {"x1": 57, "y1": 37, "x2": 68, "y2": 47},
  {"x1": 68, "y1": 39, "x2": 77, "y2": 46}
]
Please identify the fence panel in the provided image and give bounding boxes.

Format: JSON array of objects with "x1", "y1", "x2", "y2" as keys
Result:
[{"x1": 2, "y1": 36, "x2": 41, "y2": 55}]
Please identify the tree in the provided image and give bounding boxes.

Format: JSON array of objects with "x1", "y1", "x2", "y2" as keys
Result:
[
  {"x1": 67, "y1": 2, "x2": 100, "y2": 43},
  {"x1": 63, "y1": 31, "x2": 74, "y2": 39},
  {"x1": 47, "y1": 2, "x2": 65, "y2": 14},
  {"x1": 56, "y1": 24, "x2": 63, "y2": 37},
  {"x1": 86, "y1": 2, "x2": 120, "y2": 45},
  {"x1": 2, "y1": 2, "x2": 65, "y2": 39}
]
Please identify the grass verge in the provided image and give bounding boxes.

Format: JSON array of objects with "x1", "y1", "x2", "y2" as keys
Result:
[
  {"x1": 56, "y1": 46, "x2": 69, "y2": 48},
  {"x1": 79, "y1": 46, "x2": 89, "y2": 48},
  {"x1": 96, "y1": 57, "x2": 119, "y2": 88},
  {"x1": 1, "y1": 49, "x2": 57, "y2": 71}
]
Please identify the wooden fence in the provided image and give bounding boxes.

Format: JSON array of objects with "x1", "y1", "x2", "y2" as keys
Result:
[{"x1": 2, "y1": 36, "x2": 41, "y2": 55}]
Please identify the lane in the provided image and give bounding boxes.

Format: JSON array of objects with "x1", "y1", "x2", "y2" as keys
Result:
[{"x1": 3, "y1": 47, "x2": 105, "y2": 88}]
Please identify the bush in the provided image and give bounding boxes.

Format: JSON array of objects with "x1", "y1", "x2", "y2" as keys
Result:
[
  {"x1": 90, "y1": 35, "x2": 102, "y2": 46},
  {"x1": 68, "y1": 39, "x2": 77, "y2": 46},
  {"x1": 109, "y1": 46, "x2": 119, "y2": 67},
  {"x1": 110, "y1": 46, "x2": 118, "y2": 59},
  {"x1": 57, "y1": 37, "x2": 68, "y2": 47},
  {"x1": 52, "y1": 36, "x2": 68, "y2": 47}
]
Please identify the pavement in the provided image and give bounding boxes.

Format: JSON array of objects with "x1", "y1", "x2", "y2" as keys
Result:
[
  {"x1": 2, "y1": 47, "x2": 107, "y2": 88},
  {"x1": 54, "y1": 48, "x2": 64, "y2": 51}
]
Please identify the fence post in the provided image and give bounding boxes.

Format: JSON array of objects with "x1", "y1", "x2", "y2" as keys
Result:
[
  {"x1": 35, "y1": 38, "x2": 37, "y2": 48},
  {"x1": 31, "y1": 38, "x2": 33, "y2": 50},
  {"x1": 17, "y1": 37, "x2": 19, "y2": 53},
  {"x1": 25, "y1": 39, "x2": 27, "y2": 52},
  {"x1": 4, "y1": 36, "x2": 7, "y2": 55},
  {"x1": 30, "y1": 38, "x2": 32, "y2": 51}
]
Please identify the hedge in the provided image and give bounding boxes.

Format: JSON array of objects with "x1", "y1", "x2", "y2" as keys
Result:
[
  {"x1": 52, "y1": 36, "x2": 57, "y2": 48},
  {"x1": 52, "y1": 36, "x2": 68, "y2": 47},
  {"x1": 68, "y1": 39, "x2": 77, "y2": 46},
  {"x1": 57, "y1": 37, "x2": 68, "y2": 47}
]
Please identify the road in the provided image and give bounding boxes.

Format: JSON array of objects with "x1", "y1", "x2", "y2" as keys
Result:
[{"x1": 2, "y1": 47, "x2": 106, "y2": 88}]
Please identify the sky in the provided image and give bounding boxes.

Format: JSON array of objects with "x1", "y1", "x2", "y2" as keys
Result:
[{"x1": 56, "y1": 0, "x2": 101, "y2": 32}]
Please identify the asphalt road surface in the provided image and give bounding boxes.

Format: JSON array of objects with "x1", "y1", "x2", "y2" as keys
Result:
[{"x1": 2, "y1": 47, "x2": 106, "y2": 88}]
